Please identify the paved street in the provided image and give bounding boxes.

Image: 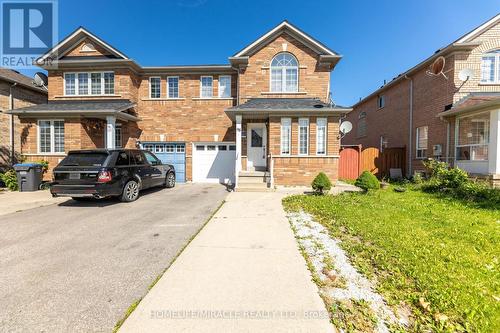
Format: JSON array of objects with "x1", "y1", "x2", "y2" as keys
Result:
[{"x1": 0, "y1": 183, "x2": 228, "y2": 333}]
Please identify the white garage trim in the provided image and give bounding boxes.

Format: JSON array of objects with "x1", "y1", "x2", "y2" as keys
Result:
[{"x1": 192, "y1": 142, "x2": 236, "y2": 184}]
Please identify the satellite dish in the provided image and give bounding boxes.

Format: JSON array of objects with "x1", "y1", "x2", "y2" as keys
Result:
[
  {"x1": 430, "y1": 56, "x2": 446, "y2": 75},
  {"x1": 458, "y1": 68, "x2": 474, "y2": 82},
  {"x1": 33, "y1": 72, "x2": 48, "y2": 89},
  {"x1": 340, "y1": 121, "x2": 353, "y2": 135}
]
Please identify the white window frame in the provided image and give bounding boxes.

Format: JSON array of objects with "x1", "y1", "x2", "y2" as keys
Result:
[
  {"x1": 298, "y1": 117, "x2": 309, "y2": 155},
  {"x1": 455, "y1": 113, "x2": 490, "y2": 161},
  {"x1": 416, "y1": 126, "x2": 428, "y2": 159},
  {"x1": 200, "y1": 76, "x2": 213, "y2": 98},
  {"x1": 149, "y1": 76, "x2": 162, "y2": 99},
  {"x1": 280, "y1": 117, "x2": 291, "y2": 155},
  {"x1": 64, "y1": 71, "x2": 114, "y2": 96},
  {"x1": 480, "y1": 50, "x2": 500, "y2": 84},
  {"x1": 316, "y1": 117, "x2": 327, "y2": 155},
  {"x1": 270, "y1": 52, "x2": 299, "y2": 93},
  {"x1": 218, "y1": 75, "x2": 231, "y2": 98},
  {"x1": 167, "y1": 76, "x2": 179, "y2": 99},
  {"x1": 37, "y1": 119, "x2": 65, "y2": 154},
  {"x1": 115, "y1": 123, "x2": 122, "y2": 148}
]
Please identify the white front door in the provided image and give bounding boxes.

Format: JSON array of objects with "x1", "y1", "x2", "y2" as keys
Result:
[{"x1": 247, "y1": 123, "x2": 267, "y2": 170}]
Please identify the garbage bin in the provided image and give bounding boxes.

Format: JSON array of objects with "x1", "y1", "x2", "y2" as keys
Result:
[{"x1": 13, "y1": 163, "x2": 43, "y2": 192}]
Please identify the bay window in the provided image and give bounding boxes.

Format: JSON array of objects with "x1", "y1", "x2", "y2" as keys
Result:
[
  {"x1": 316, "y1": 118, "x2": 327, "y2": 155},
  {"x1": 270, "y1": 52, "x2": 298, "y2": 92},
  {"x1": 280, "y1": 118, "x2": 291, "y2": 155},
  {"x1": 416, "y1": 126, "x2": 428, "y2": 159},
  {"x1": 64, "y1": 72, "x2": 114, "y2": 96},
  {"x1": 456, "y1": 113, "x2": 489, "y2": 161},
  {"x1": 298, "y1": 118, "x2": 309, "y2": 155},
  {"x1": 38, "y1": 120, "x2": 64, "y2": 153}
]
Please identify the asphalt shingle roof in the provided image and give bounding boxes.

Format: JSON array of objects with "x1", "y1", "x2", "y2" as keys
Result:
[
  {"x1": 227, "y1": 98, "x2": 349, "y2": 111},
  {"x1": 13, "y1": 99, "x2": 135, "y2": 112},
  {"x1": 0, "y1": 68, "x2": 47, "y2": 93}
]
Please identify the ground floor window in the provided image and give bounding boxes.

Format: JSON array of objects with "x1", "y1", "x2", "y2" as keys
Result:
[
  {"x1": 316, "y1": 118, "x2": 327, "y2": 155},
  {"x1": 416, "y1": 126, "x2": 428, "y2": 159},
  {"x1": 115, "y1": 123, "x2": 122, "y2": 148},
  {"x1": 38, "y1": 120, "x2": 64, "y2": 153},
  {"x1": 298, "y1": 118, "x2": 309, "y2": 155},
  {"x1": 280, "y1": 117, "x2": 291, "y2": 155},
  {"x1": 456, "y1": 113, "x2": 489, "y2": 161}
]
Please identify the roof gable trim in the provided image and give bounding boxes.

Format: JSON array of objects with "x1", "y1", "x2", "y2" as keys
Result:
[{"x1": 233, "y1": 21, "x2": 338, "y2": 57}]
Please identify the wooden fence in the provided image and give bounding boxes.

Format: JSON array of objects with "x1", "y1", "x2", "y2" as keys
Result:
[{"x1": 339, "y1": 145, "x2": 406, "y2": 179}]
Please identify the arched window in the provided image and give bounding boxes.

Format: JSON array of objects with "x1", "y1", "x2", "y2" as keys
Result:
[
  {"x1": 270, "y1": 52, "x2": 298, "y2": 92},
  {"x1": 481, "y1": 50, "x2": 500, "y2": 83},
  {"x1": 357, "y1": 112, "x2": 367, "y2": 138}
]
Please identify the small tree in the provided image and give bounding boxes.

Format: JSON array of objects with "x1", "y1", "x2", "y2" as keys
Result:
[
  {"x1": 311, "y1": 172, "x2": 332, "y2": 195},
  {"x1": 355, "y1": 171, "x2": 380, "y2": 191}
]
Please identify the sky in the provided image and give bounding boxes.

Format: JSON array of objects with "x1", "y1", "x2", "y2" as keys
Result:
[{"x1": 16, "y1": 0, "x2": 500, "y2": 106}]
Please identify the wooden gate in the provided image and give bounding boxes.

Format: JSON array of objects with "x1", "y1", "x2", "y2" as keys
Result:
[
  {"x1": 339, "y1": 145, "x2": 406, "y2": 179},
  {"x1": 339, "y1": 145, "x2": 361, "y2": 180}
]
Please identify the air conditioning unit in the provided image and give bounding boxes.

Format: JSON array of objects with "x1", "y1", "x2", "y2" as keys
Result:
[{"x1": 433, "y1": 144, "x2": 442, "y2": 156}]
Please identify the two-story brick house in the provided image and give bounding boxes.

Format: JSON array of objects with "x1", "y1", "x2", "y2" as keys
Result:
[
  {"x1": 343, "y1": 14, "x2": 500, "y2": 186},
  {"x1": 0, "y1": 68, "x2": 47, "y2": 169},
  {"x1": 8, "y1": 21, "x2": 350, "y2": 188}
]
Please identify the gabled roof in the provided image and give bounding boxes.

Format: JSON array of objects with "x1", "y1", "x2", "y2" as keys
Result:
[
  {"x1": 37, "y1": 26, "x2": 129, "y2": 63},
  {"x1": 233, "y1": 21, "x2": 340, "y2": 57},
  {"x1": 353, "y1": 13, "x2": 500, "y2": 108},
  {"x1": 0, "y1": 67, "x2": 47, "y2": 94}
]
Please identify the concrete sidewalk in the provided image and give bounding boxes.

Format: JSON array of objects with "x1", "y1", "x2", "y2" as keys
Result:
[
  {"x1": 0, "y1": 190, "x2": 66, "y2": 216},
  {"x1": 119, "y1": 191, "x2": 334, "y2": 333}
]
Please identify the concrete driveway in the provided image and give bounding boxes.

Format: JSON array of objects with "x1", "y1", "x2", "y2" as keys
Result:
[{"x1": 0, "y1": 183, "x2": 228, "y2": 333}]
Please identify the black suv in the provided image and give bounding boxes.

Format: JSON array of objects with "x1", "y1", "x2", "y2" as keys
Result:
[{"x1": 50, "y1": 149, "x2": 175, "y2": 202}]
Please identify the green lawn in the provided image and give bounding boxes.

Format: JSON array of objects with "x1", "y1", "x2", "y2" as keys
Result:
[{"x1": 283, "y1": 187, "x2": 500, "y2": 332}]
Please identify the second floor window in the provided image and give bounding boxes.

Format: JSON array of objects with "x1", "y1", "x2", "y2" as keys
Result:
[
  {"x1": 481, "y1": 50, "x2": 500, "y2": 84},
  {"x1": 357, "y1": 112, "x2": 367, "y2": 137},
  {"x1": 200, "y1": 76, "x2": 213, "y2": 98},
  {"x1": 150, "y1": 77, "x2": 161, "y2": 99},
  {"x1": 270, "y1": 52, "x2": 298, "y2": 93},
  {"x1": 416, "y1": 126, "x2": 428, "y2": 159},
  {"x1": 167, "y1": 76, "x2": 179, "y2": 98},
  {"x1": 64, "y1": 72, "x2": 114, "y2": 96},
  {"x1": 218, "y1": 75, "x2": 231, "y2": 98},
  {"x1": 377, "y1": 95, "x2": 385, "y2": 108}
]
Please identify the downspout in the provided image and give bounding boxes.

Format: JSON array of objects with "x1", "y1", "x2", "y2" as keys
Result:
[
  {"x1": 9, "y1": 83, "x2": 18, "y2": 165},
  {"x1": 446, "y1": 120, "x2": 450, "y2": 164},
  {"x1": 404, "y1": 75, "x2": 413, "y2": 176}
]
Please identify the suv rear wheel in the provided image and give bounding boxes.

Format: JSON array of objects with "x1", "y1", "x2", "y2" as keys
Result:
[
  {"x1": 121, "y1": 180, "x2": 140, "y2": 202},
  {"x1": 165, "y1": 172, "x2": 175, "y2": 188}
]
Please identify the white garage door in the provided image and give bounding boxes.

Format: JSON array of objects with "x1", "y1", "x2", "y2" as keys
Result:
[{"x1": 192, "y1": 143, "x2": 236, "y2": 184}]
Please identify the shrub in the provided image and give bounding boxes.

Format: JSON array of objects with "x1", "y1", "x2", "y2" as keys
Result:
[
  {"x1": 311, "y1": 172, "x2": 332, "y2": 195},
  {"x1": 355, "y1": 171, "x2": 380, "y2": 191},
  {"x1": 0, "y1": 169, "x2": 18, "y2": 191},
  {"x1": 35, "y1": 160, "x2": 49, "y2": 173}
]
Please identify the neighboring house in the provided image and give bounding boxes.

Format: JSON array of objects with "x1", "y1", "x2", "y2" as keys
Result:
[
  {"x1": 0, "y1": 68, "x2": 47, "y2": 169},
  {"x1": 343, "y1": 14, "x2": 500, "y2": 186},
  {"x1": 7, "y1": 21, "x2": 350, "y2": 187}
]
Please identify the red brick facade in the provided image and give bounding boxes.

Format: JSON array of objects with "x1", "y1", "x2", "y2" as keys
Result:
[{"x1": 17, "y1": 23, "x2": 344, "y2": 186}]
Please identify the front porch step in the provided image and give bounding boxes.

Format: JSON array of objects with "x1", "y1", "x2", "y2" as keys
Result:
[
  {"x1": 238, "y1": 176, "x2": 267, "y2": 184},
  {"x1": 235, "y1": 183, "x2": 274, "y2": 192},
  {"x1": 239, "y1": 171, "x2": 269, "y2": 177}
]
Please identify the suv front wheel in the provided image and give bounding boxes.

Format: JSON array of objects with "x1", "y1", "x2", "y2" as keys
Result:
[
  {"x1": 121, "y1": 180, "x2": 140, "y2": 202},
  {"x1": 165, "y1": 172, "x2": 175, "y2": 188}
]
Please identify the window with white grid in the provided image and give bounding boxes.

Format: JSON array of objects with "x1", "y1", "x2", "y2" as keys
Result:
[
  {"x1": 298, "y1": 118, "x2": 309, "y2": 155},
  {"x1": 104, "y1": 72, "x2": 115, "y2": 94},
  {"x1": 280, "y1": 118, "x2": 291, "y2": 155},
  {"x1": 316, "y1": 118, "x2": 327, "y2": 155},
  {"x1": 64, "y1": 72, "x2": 113, "y2": 95},
  {"x1": 218, "y1": 75, "x2": 231, "y2": 98},
  {"x1": 64, "y1": 73, "x2": 75, "y2": 95},
  {"x1": 480, "y1": 50, "x2": 500, "y2": 84},
  {"x1": 270, "y1": 52, "x2": 298, "y2": 92},
  {"x1": 416, "y1": 126, "x2": 428, "y2": 159},
  {"x1": 77, "y1": 73, "x2": 88, "y2": 95},
  {"x1": 200, "y1": 76, "x2": 213, "y2": 98},
  {"x1": 150, "y1": 77, "x2": 161, "y2": 99},
  {"x1": 91, "y1": 73, "x2": 102, "y2": 95},
  {"x1": 167, "y1": 77, "x2": 179, "y2": 98},
  {"x1": 38, "y1": 120, "x2": 64, "y2": 153}
]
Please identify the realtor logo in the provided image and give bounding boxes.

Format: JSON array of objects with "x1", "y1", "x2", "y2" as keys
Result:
[{"x1": 1, "y1": 0, "x2": 58, "y2": 68}]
